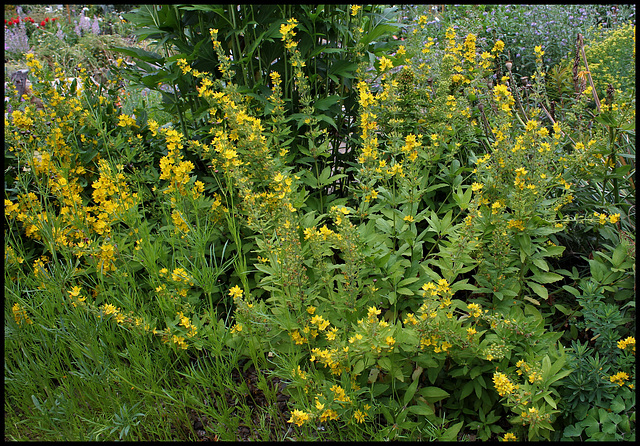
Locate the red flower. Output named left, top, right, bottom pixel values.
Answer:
left=45, top=17, right=49, bottom=22
left=41, top=20, right=46, bottom=27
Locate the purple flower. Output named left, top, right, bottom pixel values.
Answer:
left=91, top=16, right=101, bottom=35
left=56, top=23, right=65, bottom=41
left=4, top=19, right=29, bottom=54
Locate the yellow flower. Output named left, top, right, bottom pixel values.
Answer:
left=229, top=285, right=244, bottom=300
left=320, top=408, right=339, bottom=422
left=493, top=372, right=516, bottom=396
left=528, top=371, right=542, bottom=384
left=445, top=26, right=456, bottom=40
left=354, top=409, right=366, bottom=423
left=609, top=213, right=620, bottom=224
left=618, top=336, right=636, bottom=354
left=306, top=306, right=316, bottom=314
left=311, top=315, right=330, bottom=331
left=594, top=212, right=608, bottom=225
left=609, top=372, right=629, bottom=386
left=172, top=335, right=188, bottom=349
left=492, top=40, right=505, bottom=53
left=12, top=303, right=33, bottom=326
left=288, top=409, right=311, bottom=426
left=367, top=306, right=382, bottom=319
left=467, top=302, right=482, bottom=317
left=379, top=56, right=393, bottom=72
left=68, top=286, right=82, bottom=298
left=502, top=433, right=518, bottom=441
left=117, top=114, right=137, bottom=127
left=103, top=304, right=118, bottom=315
left=385, top=336, right=396, bottom=347
left=350, top=5, right=361, bottom=16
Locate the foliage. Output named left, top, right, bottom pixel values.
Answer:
left=4, top=4, right=636, bottom=442
left=112, top=4, right=400, bottom=209
left=430, top=4, right=636, bottom=78
left=584, top=22, right=636, bottom=97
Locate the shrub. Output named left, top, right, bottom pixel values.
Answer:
left=4, top=5, right=635, bottom=442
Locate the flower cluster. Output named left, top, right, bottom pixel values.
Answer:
left=493, top=372, right=518, bottom=397
left=617, top=336, right=636, bottom=354
left=12, top=303, right=33, bottom=326
left=608, top=371, right=630, bottom=387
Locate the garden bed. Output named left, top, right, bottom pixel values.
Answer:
left=4, top=4, right=635, bottom=441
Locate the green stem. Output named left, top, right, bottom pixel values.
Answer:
left=314, top=160, right=323, bottom=214
left=229, top=6, right=246, bottom=85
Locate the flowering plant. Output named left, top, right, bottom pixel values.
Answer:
left=4, top=5, right=635, bottom=442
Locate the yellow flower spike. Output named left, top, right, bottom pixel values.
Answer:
left=378, top=56, right=393, bottom=72
left=492, top=372, right=516, bottom=396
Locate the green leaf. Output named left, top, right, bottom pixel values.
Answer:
left=419, top=386, right=450, bottom=403
left=589, top=258, right=608, bottom=282
left=392, top=366, right=405, bottom=382
left=529, top=271, right=563, bottom=284
left=111, top=45, right=163, bottom=63
left=532, top=258, right=550, bottom=271
left=398, top=277, right=419, bottom=287
left=451, top=279, right=477, bottom=293
left=527, top=281, right=549, bottom=300
left=611, top=243, right=627, bottom=267
left=563, top=424, right=583, bottom=437
left=460, top=381, right=474, bottom=399
left=562, top=285, right=580, bottom=297
left=403, top=376, right=420, bottom=406
left=610, top=395, right=626, bottom=413
left=542, top=245, right=565, bottom=257
left=543, top=393, right=558, bottom=409
left=378, top=356, right=392, bottom=371
left=517, top=233, right=532, bottom=256
left=408, top=402, right=434, bottom=417
left=314, top=95, right=342, bottom=111
left=440, top=421, right=464, bottom=441
left=353, top=360, right=365, bottom=376
left=524, top=295, right=541, bottom=306
left=328, top=59, right=358, bottom=78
